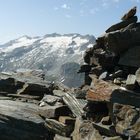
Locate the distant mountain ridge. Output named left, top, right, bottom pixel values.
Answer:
left=0, top=33, right=96, bottom=87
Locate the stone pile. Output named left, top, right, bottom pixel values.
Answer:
left=0, top=6, right=140, bottom=140
left=78, top=6, right=140, bottom=140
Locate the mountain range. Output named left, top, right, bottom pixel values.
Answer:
left=0, top=33, right=95, bottom=87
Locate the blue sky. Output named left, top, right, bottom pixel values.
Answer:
left=0, top=0, right=140, bottom=43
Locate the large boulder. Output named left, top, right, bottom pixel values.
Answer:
left=119, top=46, right=140, bottom=67
left=104, top=24, right=140, bottom=54
left=112, top=103, right=140, bottom=139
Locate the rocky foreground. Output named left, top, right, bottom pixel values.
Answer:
left=0, top=6, right=140, bottom=140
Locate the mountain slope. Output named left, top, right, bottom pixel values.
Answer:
left=0, top=33, right=95, bottom=87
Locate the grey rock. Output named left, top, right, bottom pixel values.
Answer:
left=135, top=68, right=140, bottom=86
left=54, top=134, right=71, bottom=140
left=40, top=95, right=61, bottom=105
left=126, top=74, right=136, bottom=89
left=119, top=46, right=140, bottom=67
left=63, top=93, right=85, bottom=117
left=112, top=103, right=140, bottom=139
left=111, top=87, right=140, bottom=107
left=104, top=26, right=140, bottom=54
left=45, top=118, right=73, bottom=137
left=53, top=90, right=66, bottom=97
left=0, top=100, right=50, bottom=140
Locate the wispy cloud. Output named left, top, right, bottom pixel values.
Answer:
left=61, top=4, right=70, bottom=10
left=102, top=0, right=110, bottom=8
left=90, top=8, right=100, bottom=15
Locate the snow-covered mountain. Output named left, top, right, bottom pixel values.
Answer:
left=0, top=33, right=95, bottom=87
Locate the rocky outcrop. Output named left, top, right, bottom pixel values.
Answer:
left=1, top=6, right=140, bottom=140
left=78, top=6, right=140, bottom=140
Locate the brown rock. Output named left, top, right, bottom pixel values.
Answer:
left=86, top=79, right=118, bottom=102
left=121, top=6, right=137, bottom=21
left=112, top=103, right=140, bottom=139
left=72, top=118, right=103, bottom=140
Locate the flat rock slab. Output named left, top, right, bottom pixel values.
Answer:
left=0, top=100, right=50, bottom=140
left=111, top=87, right=140, bottom=107
left=63, top=93, right=85, bottom=117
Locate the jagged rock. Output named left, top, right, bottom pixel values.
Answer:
left=39, top=105, right=71, bottom=119
left=104, top=26, right=140, bottom=54
left=135, top=68, right=140, bottom=86
left=113, top=78, right=126, bottom=85
left=40, top=95, right=61, bottom=106
left=53, top=90, right=66, bottom=97
left=84, top=48, right=94, bottom=64
left=54, top=134, right=71, bottom=140
left=90, top=66, right=104, bottom=77
left=121, top=6, right=137, bottom=21
left=63, top=93, right=85, bottom=117
left=45, top=118, right=73, bottom=137
left=72, top=118, right=103, bottom=140
left=0, top=77, right=24, bottom=94
left=103, top=136, right=123, bottom=140
left=91, top=48, right=119, bottom=69
left=99, top=72, right=108, bottom=80
left=92, top=122, right=116, bottom=137
left=119, top=46, right=140, bottom=67
left=0, top=73, right=51, bottom=97
left=0, top=100, right=51, bottom=140
left=84, top=102, right=109, bottom=122
left=111, top=87, right=140, bottom=107
left=112, top=103, right=140, bottom=139
left=78, top=65, right=92, bottom=73
left=106, top=16, right=137, bottom=33
left=126, top=74, right=136, bottom=89
left=59, top=116, right=75, bottom=126
left=74, top=88, right=87, bottom=99
left=109, top=70, right=123, bottom=79
left=86, top=79, right=119, bottom=102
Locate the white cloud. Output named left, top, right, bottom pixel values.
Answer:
left=61, top=4, right=70, bottom=10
